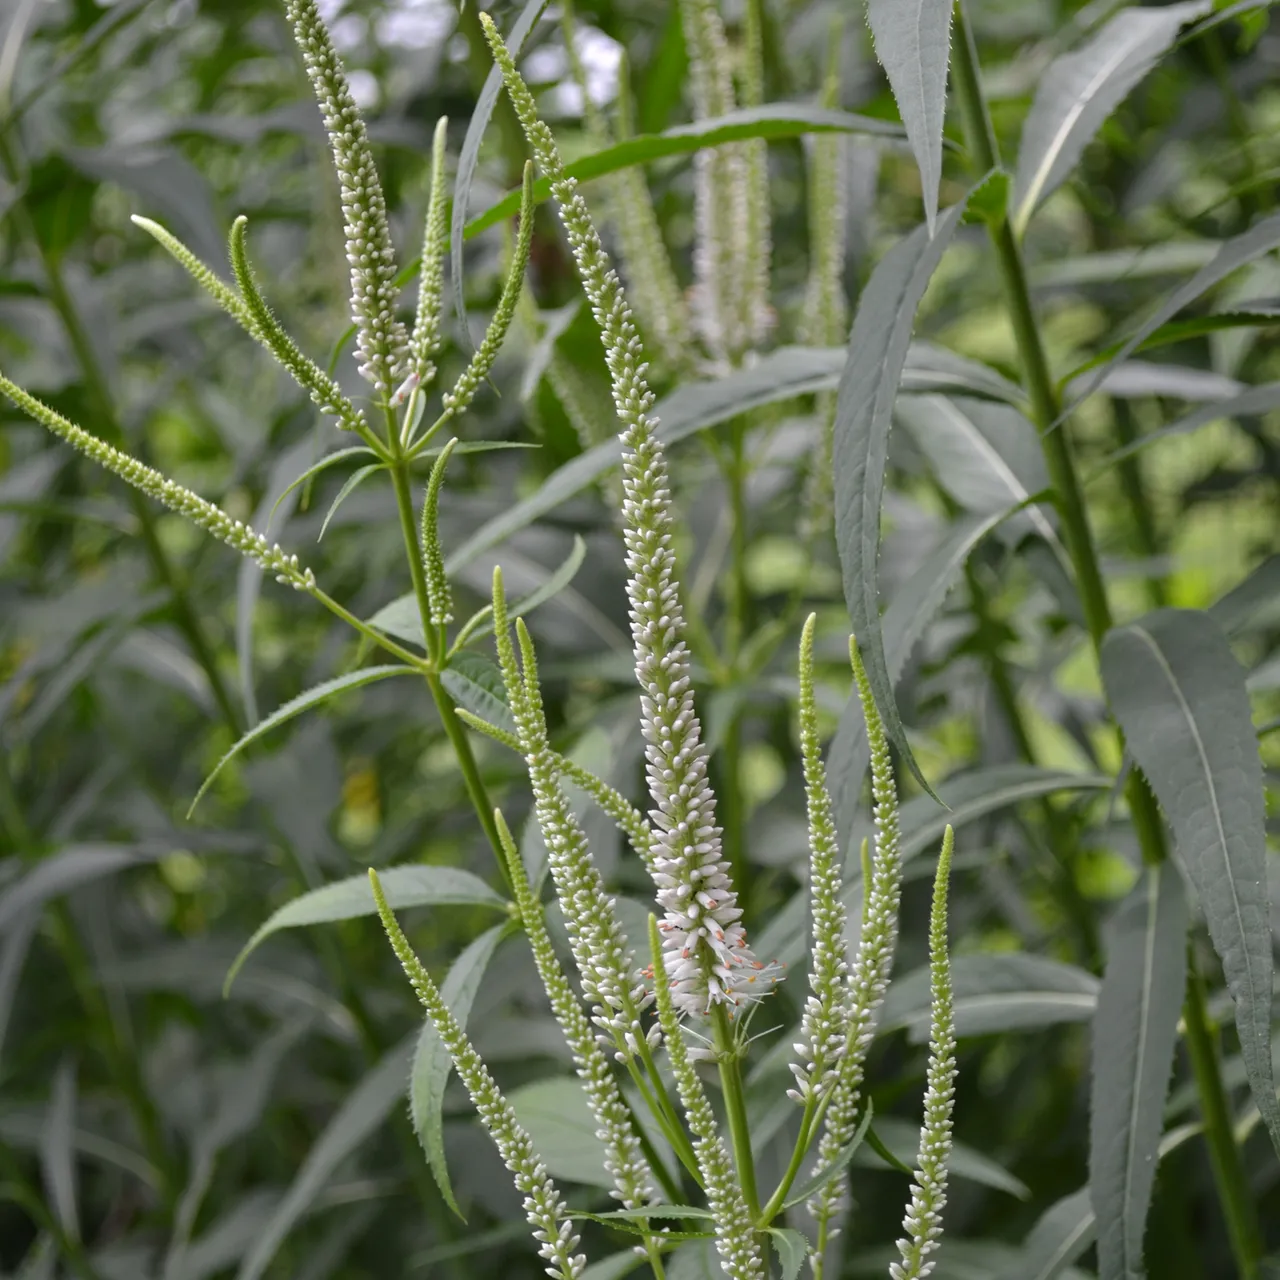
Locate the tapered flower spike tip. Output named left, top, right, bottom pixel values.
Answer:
left=890, top=825, right=956, bottom=1280
left=284, top=0, right=407, bottom=396
left=410, top=115, right=450, bottom=385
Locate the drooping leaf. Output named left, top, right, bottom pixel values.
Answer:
left=464, top=104, right=909, bottom=240
left=1089, top=864, right=1188, bottom=1280
left=866, top=0, right=953, bottom=234
left=1011, top=1, right=1214, bottom=234
left=1101, top=608, right=1279, bottom=1157
left=411, top=925, right=509, bottom=1219
left=766, top=1227, right=809, bottom=1280
left=827, top=509, right=1029, bottom=855
left=188, top=666, right=418, bottom=816
left=266, top=446, right=377, bottom=526
left=318, top=464, right=382, bottom=540
left=881, top=952, right=1099, bottom=1042
left=1067, top=359, right=1243, bottom=403
left=440, top=651, right=517, bottom=735
left=224, top=867, right=507, bottom=993
left=451, top=0, right=551, bottom=343
left=39, top=1061, right=79, bottom=1242
left=235, top=1036, right=415, bottom=1280
left=1066, top=211, right=1280, bottom=414
left=833, top=201, right=968, bottom=800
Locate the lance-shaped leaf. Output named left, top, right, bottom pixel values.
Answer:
left=412, top=924, right=509, bottom=1217
left=1101, top=608, right=1280, bottom=1158
left=225, top=867, right=509, bottom=993
left=1011, top=1, right=1213, bottom=235
left=867, top=0, right=953, bottom=235
left=1089, top=864, right=1188, bottom=1280
left=833, top=201, right=967, bottom=800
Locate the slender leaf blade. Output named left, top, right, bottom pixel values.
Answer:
left=1089, top=864, right=1188, bottom=1280
left=866, top=0, right=953, bottom=234
left=767, top=1228, right=809, bottom=1280
left=833, top=201, right=967, bottom=800
left=411, top=925, right=508, bottom=1218
left=188, top=666, right=418, bottom=816
left=441, top=651, right=517, bottom=735
left=1012, top=2, right=1213, bottom=233
left=1101, top=608, right=1280, bottom=1157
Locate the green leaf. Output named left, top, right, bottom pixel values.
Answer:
left=1067, top=212, right=1280, bottom=414
left=463, top=104, right=908, bottom=241
left=965, top=167, right=1011, bottom=227
left=450, top=0, right=550, bottom=344
left=896, top=395, right=1057, bottom=545
left=828, top=509, right=1030, bottom=857
left=234, top=1036, right=414, bottom=1280
left=583, top=1206, right=717, bottom=1223
left=441, top=651, right=517, bottom=735
left=1089, top=864, right=1188, bottom=1280
left=580, top=1253, right=649, bottom=1280
left=507, top=1077, right=613, bottom=1188
left=766, top=1227, right=809, bottom=1280
left=0, top=844, right=166, bottom=934
left=1101, top=609, right=1280, bottom=1158
left=318, top=463, right=381, bottom=540
left=857, top=1118, right=1031, bottom=1200
left=1011, top=1, right=1214, bottom=234
left=1029, top=241, right=1221, bottom=289
left=267, top=446, right=377, bottom=524
left=782, top=1103, right=875, bottom=1210
left=866, top=0, right=954, bottom=235
left=1211, top=555, right=1280, bottom=636
left=1097, top=381, right=1280, bottom=470
left=224, top=866, right=507, bottom=994
left=40, top=1061, right=78, bottom=1242
left=833, top=201, right=968, bottom=802
left=881, top=952, right=1099, bottom=1042
left=188, top=666, right=418, bottom=816
left=411, top=924, right=508, bottom=1220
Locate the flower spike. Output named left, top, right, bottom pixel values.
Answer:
left=420, top=437, right=457, bottom=628
left=284, top=0, right=408, bottom=396
left=891, top=826, right=957, bottom=1280
left=481, top=11, right=782, bottom=1022
left=368, top=870, right=586, bottom=1280
left=0, top=375, right=315, bottom=593
left=410, top=116, right=450, bottom=387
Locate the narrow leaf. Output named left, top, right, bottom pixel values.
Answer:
left=1211, top=555, right=1280, bottom=637
left=267, top=446, right=377, bottom=524
left=464, top=104, right=908, bottom=241
left=1066, top=211, right=1280, bottom=416
left=999, top=1188, right=1095, bottom=1280
left=318, top=463, right=382, bottom=540
left=866, top=0, right=953, bottom=234
left=833, top=201, right=967, bottom=800
left=1012, top=2, right=1213, bottom=234
left=783, top=1103, right=875, bottom=1210
left=1090, top=863, right=1188, bottom=1280
left=1101, top=608, right=1279, bottom=1157
left=225, top=867, right=508, bottom=993
left=440, top=651, right=517, bottom=735
left=39, top=1061, right=79, bottom=1242
left=235, top=1036, right=414, bottom=1280
left=411, top=924, right=508, bottom=1218
left=189, top=666, right=418, bottom=816
left=766, top=1227, right=809, bottom=1280
left=857, top=1117, right=1029, bottom=1200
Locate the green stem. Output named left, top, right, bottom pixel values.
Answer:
left=0, top=131, right=239, bottom=735
left=758, top=1099, right=817, bottom=1226
left=711, top=1004, right=759, bottom=1221
left=1183, top=947, right=1263, bottom=1278
left=951, top=6, right=1261, bottom=1271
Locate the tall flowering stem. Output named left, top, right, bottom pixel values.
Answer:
left=891, top=826, right=957, bottom=1280
left=649, top=918, right=765, bottom=1280
left=492, top=809, right=666, bottom=1222
left=809, top=638, right=907, bottom=1277
left=368, top=870, right=586, bottom=1280
left=480, top=12, right=782, bottom=1027
left=285, top=0, right=407, bottom=398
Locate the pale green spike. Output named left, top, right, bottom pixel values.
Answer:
left=420, top=437, right=457, bottom=628
left=0, top=374, right=314, bottom=592
left=740, top=0, right=772, bottom=349
left=490, top=566, right=525, bottom=719
left=437, top=162, right=537, bottom=424
left=890, top=826, right=956, bottom=1280
left=367, top=870, right=586, bottom=1280
left=410, top=116, right=450, bottom=386
left=228, top=216, right=366, bottom=432
left=789, top=613, right=851, bottom=1103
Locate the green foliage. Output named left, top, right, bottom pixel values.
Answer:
left=2, top=1, right=1278, bottom=1278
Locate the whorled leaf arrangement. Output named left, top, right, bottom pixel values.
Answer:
left=0, top=1, right=962, bottom=1275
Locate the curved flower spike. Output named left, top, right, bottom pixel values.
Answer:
left=368, top=870, right=586, bottom=1280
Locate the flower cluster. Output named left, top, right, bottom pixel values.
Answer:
left=285, top=0, right=407, bottom=396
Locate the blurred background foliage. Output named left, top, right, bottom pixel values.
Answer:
left=0, top=0, right=1277, bottom=1277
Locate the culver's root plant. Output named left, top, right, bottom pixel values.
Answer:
left=3, top=0, right=1278, bottom=1277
